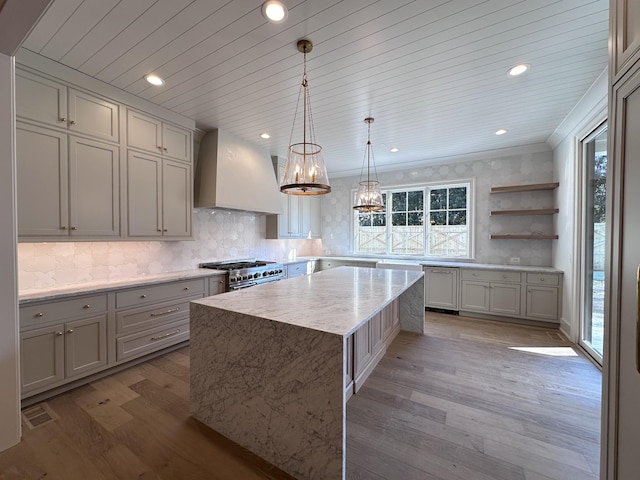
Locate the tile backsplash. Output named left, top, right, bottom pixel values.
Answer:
left=18, top=209, right=322, bottom=290
left=321, top=146, right=555, bottom=266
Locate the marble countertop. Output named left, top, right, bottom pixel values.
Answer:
left=298, top=256, right=562, bottom=273
left=19, top=269, right=226, bottom=304
left=192, top=266, right=424, bottom=337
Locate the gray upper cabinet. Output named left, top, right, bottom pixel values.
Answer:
left=612, top=0, right=640, bottom=80
left=16, top=69, right=119, bottom=143
left=17, top=122, right=120, bottom=239
left=126, top=151, right=191, bottom=239
left=127, top=109, right=191, bottom=163
left=266, top=158, right=321, bottom=239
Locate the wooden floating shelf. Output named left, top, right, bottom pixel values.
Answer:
left=490, top=234, right=559, bottom=240
left=490, top=208, right=559, bottom=216
left=490, top=182, right=560, bottom=194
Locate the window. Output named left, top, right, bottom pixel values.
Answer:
left=353, top=181, right=472, bottom=258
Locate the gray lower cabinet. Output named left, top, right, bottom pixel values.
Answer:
left=286, top=261, right=309, bottom=279
left=20, top=294, right=108, bottom=397
left=317, top=259, right=378, bottom=271
left=424, top=267, right=459, bottom=310
left=19, top=274, right=223, bottom=400
left=348, top=299, right=399, bottom=397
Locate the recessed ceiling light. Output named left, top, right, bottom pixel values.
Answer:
left=260, top=132, right=271, bottom=139
left=144, top=74, right=165, bottom=86
left=261, top=1, right=288, bottom=23
left=390, top=147, right=399, bottom=153
left=495, top=129, right=507, bottom=135
left=508, top=64, right=530, bottom=76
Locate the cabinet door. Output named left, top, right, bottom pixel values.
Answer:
left=127, top=109, right=162, bottom=155
left=15, top=69, right=67, bottom=128
left=68, top=89, right=119, bottom=142
left=162, top=123, right=191, bottom=162
left=301, top=196, right=321, bottom=238
left=65, top=315, right=108, bottom=378
left=288, top=194, right=302, bottom=237
left=127, top=150, right=162, bottom=237
left=162, top=159, right=192, bottom=238
left=613, top=0, right=640, bottom=77
left=489, top=283, right=521, bottom=316
left=68, top=136, right=120, bottom=237
left=370, top=312, right=384, bottom=356
left=525, top=286, right=559, bottom=322
left=353, top=321, right=372, bottom=383
left=425, top=268, right=459, bottom=310
left=209, top=276, right=226, bottom=295
left=16, top=123, right=69, bottom=237
left=20, top=324, right=65, bottom=394
left=460, top=281, right=490, bottom=312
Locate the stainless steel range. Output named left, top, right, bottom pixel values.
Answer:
left=199, top=259, right=285, bottom=291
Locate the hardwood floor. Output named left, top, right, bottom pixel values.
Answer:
left=0, top=313, right=601, bottom=480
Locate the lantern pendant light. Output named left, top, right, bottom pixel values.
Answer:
left=280, top=39, right=331, bottom=195
left=354, top=117, right=384, bottom=212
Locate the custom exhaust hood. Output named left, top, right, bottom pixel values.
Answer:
left=194, top=129, right=284, bottom=215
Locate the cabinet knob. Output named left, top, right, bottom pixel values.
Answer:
left=183, top=287, right=189, bottom=290
left=140, top=294, right=147, bottom=299
left=60, top=226, right=67, bottom=230
left=36, top=312, right=44, bottom=317
left=163, top=147, right=168, bottom=152
left=59, top=117, right=66, bottom=123
left=67, top=329, right=74, bottom=334
left=83, top=304, right=91, bottom=309
left=157, top=146, right=163, bottom=150
left=157, top=229, right=163, bottom=232
left=69, top=120, right=76, bottom=125
left=56, top=331, right=63, bottom=336
left=71, top=226, right=77, bottom=230
left=163, top=229, right=168, bottom=232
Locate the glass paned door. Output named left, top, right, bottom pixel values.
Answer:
left=580, top=125, right=607, bottom=362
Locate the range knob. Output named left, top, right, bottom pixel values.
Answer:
left=242, top=275, right=249, bottom=281
left=229, top=276, right=237, bottom=283
left=254, top=273, right=261, bottom=279
left=277, top=269, right=283, bottom=274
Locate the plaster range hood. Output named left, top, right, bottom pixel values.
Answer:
left=194, top=129, right=284, bottom=215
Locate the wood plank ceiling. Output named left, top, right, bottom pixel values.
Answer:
left=21, top=0, right=609, bottom=176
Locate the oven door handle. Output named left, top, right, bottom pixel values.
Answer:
left=230, top=282, right=258, bottom=290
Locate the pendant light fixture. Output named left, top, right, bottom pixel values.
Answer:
left=280, top=39, right=331, bottom=195
left=354, top=117, right=384, bottom=212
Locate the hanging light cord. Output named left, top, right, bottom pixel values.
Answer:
left=287, top=47, right=317, bottom=155
left=359, top=118, right=379, bottom=185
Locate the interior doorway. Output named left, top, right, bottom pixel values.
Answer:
left=579, top=123, right=607, bottom=364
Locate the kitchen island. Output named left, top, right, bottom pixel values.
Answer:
left=189, top=266, right=424, bottom=480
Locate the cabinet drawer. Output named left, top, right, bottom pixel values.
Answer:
left=116, top=294, right=202, bottom=335
left=526, top=273, right=560, bottom=286
left=116, top=278, right=205, bottom=308
left=287, top=262, right=307, bottom=278
left=461, top=269, right=521, bottom=283
left=116, top=319, right=189, bottom=362
left=20, top=294, right=108, bottom=329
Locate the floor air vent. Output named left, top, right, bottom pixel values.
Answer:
left=22, top=403, right=57, bottom=429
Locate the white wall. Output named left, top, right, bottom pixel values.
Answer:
left=321, top=144, right=555, bottom=266
left=550, top=68, right=608, bottom=340
left=0, top=53, right=21, bottom=452
left=18, top=211, right=322, bottom=290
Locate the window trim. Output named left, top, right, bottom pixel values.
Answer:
left=351, top=178, right=475, bottom=259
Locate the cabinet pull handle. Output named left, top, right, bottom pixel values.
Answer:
left=150, top=307, right=180, bottom=317
left=69, top=120, right=76, bottom=125
left=36, top=312, right=44, bottom=317
left=430, top=270, right=451, bottom=274
left=151, top=329, right=181, bottom=341
left=66, top=329, right=74, bottom=334
left=56, top=331, right=63, bottom=336
left=83, top=304, right=91, bottom=309
left=59, top=117, right=66, bottom=123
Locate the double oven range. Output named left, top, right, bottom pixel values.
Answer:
left=199, top=259, right=285, bottom=291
